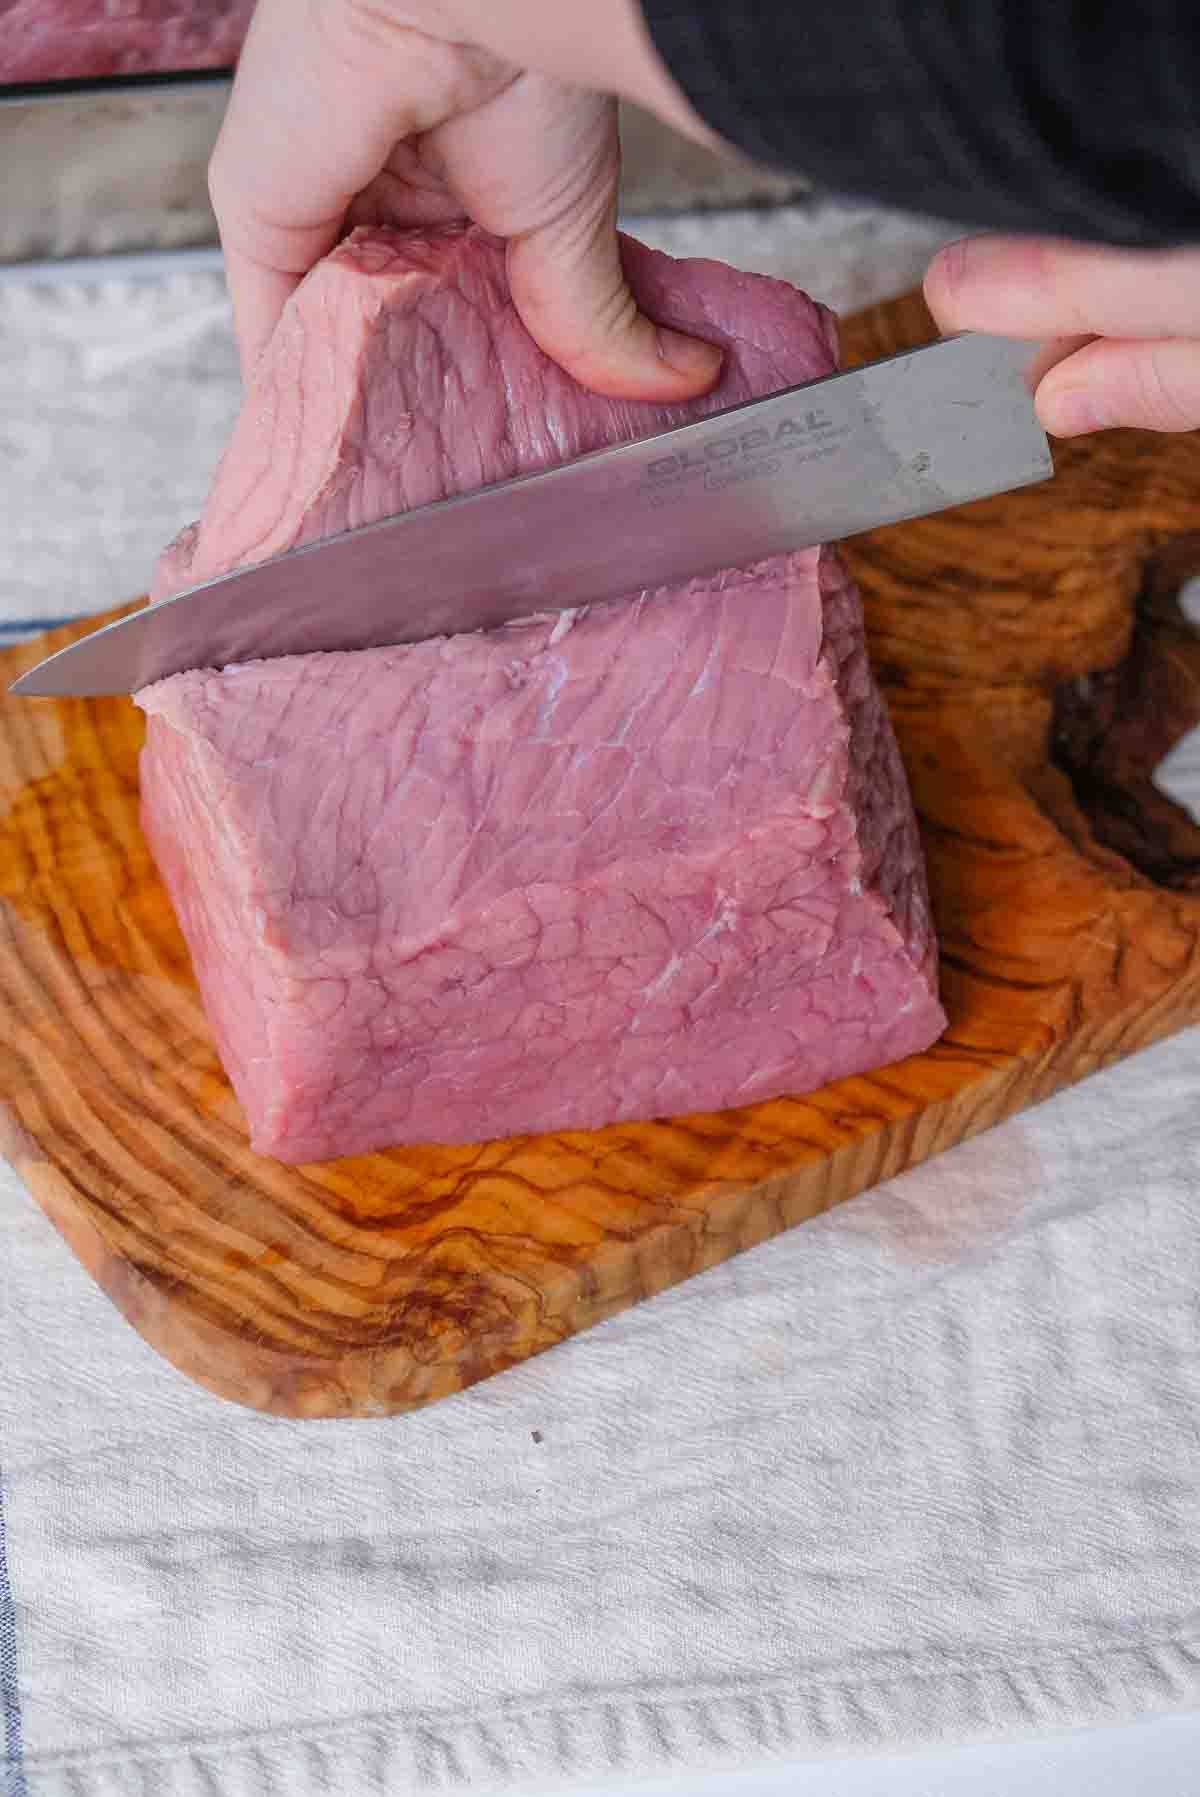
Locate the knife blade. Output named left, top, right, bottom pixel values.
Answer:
left=11, top=332, right=1051, bottom=698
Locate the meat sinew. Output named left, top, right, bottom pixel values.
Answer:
left=138, top=226, right=946, bottom=1162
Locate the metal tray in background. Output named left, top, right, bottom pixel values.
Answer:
left=0, top=73, right=230, bottom=263
left=0, top=71, right=810, bottom=265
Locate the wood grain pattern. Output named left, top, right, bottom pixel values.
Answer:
left=2, top=290, right=1199, bottom=1417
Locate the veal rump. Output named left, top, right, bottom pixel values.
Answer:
left=139, top=226, right=946, bottom=1160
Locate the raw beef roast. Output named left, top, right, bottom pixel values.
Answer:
left=139, top=227, right=946, bottom=1161
left=2, top=0, right=253, bottom=84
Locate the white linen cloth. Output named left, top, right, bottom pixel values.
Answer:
left=2, top=204, right=1199, bottom=1797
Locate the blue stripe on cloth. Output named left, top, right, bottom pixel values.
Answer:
left=0, top=616, right=88, bottom=637
left=0, top=1474, right=27, bottom=1797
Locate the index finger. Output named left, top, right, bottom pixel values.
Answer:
left=924, top=235, right=1200, bottom=342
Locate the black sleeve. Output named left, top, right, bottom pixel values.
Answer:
left=639, top=0, right=1200, bottom=247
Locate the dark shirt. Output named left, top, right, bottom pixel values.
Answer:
left=640, top=0, right=1200, bottom=245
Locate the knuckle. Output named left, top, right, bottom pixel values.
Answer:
left=1019, top=237, right=1088, bottom=334
left=325, top=0, right=455, bottom=62
left=316, top=0, right=417, bottom=79
left=521, top=153, right=618, bottom=261
left=589, top=275, right=641, bottom=345
left=333, top=0, right=401, bottom=55
left=923, top=237, right=972, bottom=321
left=1135, top=345, right=1199, bottom=431
left=928, top=236, right=971, bottom=296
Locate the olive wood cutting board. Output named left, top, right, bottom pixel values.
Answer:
left=3, top=289, right=1200, bottom=1417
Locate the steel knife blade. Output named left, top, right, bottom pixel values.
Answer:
left=11, top=332, right=1052, bottom=698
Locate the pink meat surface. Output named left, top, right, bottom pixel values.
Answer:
left=139, top=226, right=946, bottom=1161
left=2, top=1, right=253, bottom=83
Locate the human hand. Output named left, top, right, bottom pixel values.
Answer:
left=924, top=234, right=1200, bottom=436
left=209, top=0, right=721, bottom=398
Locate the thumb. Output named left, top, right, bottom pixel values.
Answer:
left=1035, top=336, right=1200, bottom=435
left=433, top=79, right=723, bottom=401
left=508, top=188, right=724, bottom=402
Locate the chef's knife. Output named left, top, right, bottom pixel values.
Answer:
left=11, top=332, right=1051, bottom=698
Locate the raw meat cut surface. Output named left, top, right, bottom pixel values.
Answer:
left=139, top=226, right=946, bottom=1160
left=2, top=1, right=253, bottom=84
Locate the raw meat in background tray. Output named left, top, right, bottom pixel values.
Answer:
left=138, top=226, right=947, bottom=1160
left=1, top=0, right=253, bottom=83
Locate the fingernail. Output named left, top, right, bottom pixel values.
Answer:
left=1044, top=388, right=1105, bottom=437
left=657, top=326, right=723, bottom=384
